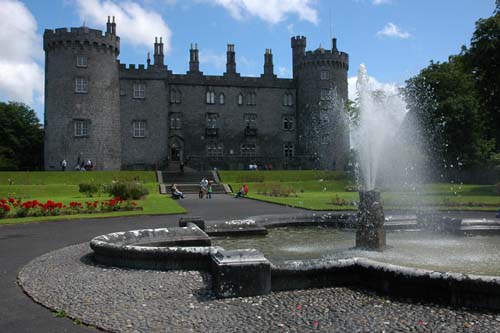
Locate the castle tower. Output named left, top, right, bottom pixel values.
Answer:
left=43, top=17, right=121, bottom=170
left=291, top=36, right=350, bottom=170
left=189, top=43, right=200, bottom=73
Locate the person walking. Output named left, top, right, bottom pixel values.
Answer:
left=60, top=159, right=67, bottom=171
left=199, top=178, right=208, bottom=198
left=207, top=182, right=213, bottom=199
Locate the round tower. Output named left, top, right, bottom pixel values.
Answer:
left=291, top=36, right=350, bottom=170
left=43, top=17, right=121, bottom=170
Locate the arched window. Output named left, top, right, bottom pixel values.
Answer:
left=219, top=93, right=225, bottom=105
left=247, top=92, right=256, bottom=105
left=170, top=89, right=181, bottom=104
left=206, top=91, right=215, bottom=104
left=283, top=142, right=295, bottom=157
left=175, top=90, right=182, bottom=104
left=283, top=93, right=293, bottom=106
left=237, top=93, right=243, bottom=105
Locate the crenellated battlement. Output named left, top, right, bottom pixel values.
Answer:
left=43, top=27, right=120, bottom=55
left=295, top=50, right=349, bottom=70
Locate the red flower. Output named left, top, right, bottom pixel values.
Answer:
left=1, top=204, right=10, bottom=212
left=0, top=198, right=6, bottom=204
left=131, top=202, right=137, bottom=206
left=8, top=197, right=15, bottom=203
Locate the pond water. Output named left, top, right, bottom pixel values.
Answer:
left=212, top=226, right=500, bottom=276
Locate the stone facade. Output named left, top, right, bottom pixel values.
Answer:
left=44, top=18, right=349, bottom=171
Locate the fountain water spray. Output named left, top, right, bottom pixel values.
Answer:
left=354, top=64, right=408, bottom=190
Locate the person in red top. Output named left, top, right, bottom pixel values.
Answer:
left=235, top=184, right=249, bottom=199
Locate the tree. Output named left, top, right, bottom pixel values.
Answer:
left=462, top=6, right=500, bottom=151
left=403, top=57, right=493, bottom=170
left=0, top=102, right=44, bottom=170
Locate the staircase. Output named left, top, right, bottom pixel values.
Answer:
left=158, top=171, right=229, bottom=194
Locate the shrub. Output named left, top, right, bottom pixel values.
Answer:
left=0, top=203, right=10, bottom=218
left=79, top=183, right=100, bottom=197
left=106, top=181, right=149, bottom=200
left=331, top=195, right=350, bottom=206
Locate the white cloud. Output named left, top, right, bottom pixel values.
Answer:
left=0, top=0, right=44, bottom=106
left=212, top=0, right=319, bottom=25
left=75, top=0, right=172, bottom=52
left=199, top=50, right=226, bottom=71
left=376, top=22, right=411, bottom=39
left=372, top=0, right=391, bottom=5
left=278, top=66, right=288, bottom=76
left=286, top=23, right=294, bottom=34
left=348, top=72, right=401, bottom=101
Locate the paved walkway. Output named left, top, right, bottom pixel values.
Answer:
left=0, top=194, right=498, bottom=332
left=0, top=194, right=303, bottom=332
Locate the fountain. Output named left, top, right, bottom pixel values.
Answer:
left=356, top=190, right=385, bottom=250
left=85, top=66, right=500, bottom=309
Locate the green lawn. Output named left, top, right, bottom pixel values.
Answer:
left=219, top=171, right=500, bottom=211
left=0, top=172, right=185, bottom=224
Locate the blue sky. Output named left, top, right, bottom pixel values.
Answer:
left=0, top=0, right=496, bottom=121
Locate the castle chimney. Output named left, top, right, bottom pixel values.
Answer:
left=147, top=52, right=151, bottom=67
left=225, top=44, right=236, bottom=75
left=332, top=38, right=338, bottom=52
left=106, top=16, right=112, bottom=34
left=111, top=16, right=116, bottom=35
left=153, top=37, right=164, bottom=67
left=189, top=43, right=199, bottom=73
left=263, top=48, right=274, bottom=77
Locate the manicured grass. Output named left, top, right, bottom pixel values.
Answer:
left=0, top=171, right=156, bottom=185
left=219, top=171, right=500, bottom=211
left=0, top=172, right=185, bottom=224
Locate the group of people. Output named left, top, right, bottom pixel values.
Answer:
left=60, top=159, right=94, bottom=171
left=199, top=178, right=213, bottom=199
left=248, top=163, right=273, bottom=171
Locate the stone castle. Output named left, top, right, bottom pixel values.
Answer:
left=43, top=17, right=349, bottom=171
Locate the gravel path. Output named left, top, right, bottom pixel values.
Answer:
left=19, top=242, right=500, bottom=333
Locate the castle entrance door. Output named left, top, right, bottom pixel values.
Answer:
left=171, top=146, right=181, bottom=161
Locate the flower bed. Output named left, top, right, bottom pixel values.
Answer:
left=0, top=196, right=141, bottom=219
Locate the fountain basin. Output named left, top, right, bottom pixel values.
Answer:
left=90, top=213, right=500, bottom=309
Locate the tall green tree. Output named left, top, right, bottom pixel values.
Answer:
left=0, top=102, right=44, bottom=170
left=404, top=56, right=492, bottom=170
left=462, top=4, right=500, bottom=151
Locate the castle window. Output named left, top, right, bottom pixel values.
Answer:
left=219, top=93, right=225, bottom=105
left=206, top=91, right=215, bottom=104
left=170, top=89, right=181, bottom=104
left=320, top=70, right=330, bottom=80
left=244, top=114, right=257, bottom=128
left=240, top=143, right=257, bottom=157
left=132, top=120, right=146, bottom=137
left=75, top=77, right=88, bottom=93
left=282, top=115, right=295, bottom=130
left=320, top=89, right=331, bottom=100
left=76, top=55, right=88, bottom=68
left=206, top=113, right=218, bottom=128
left=133, top=83, right=146, bottom=99
left=237, top=93, right=244, bottom=105
left=283, top=93, right=293, bottom=106
left=247, top=92, right=256, bottom=105
left=170, top=113, right=181, bottom=129
left=283, top=142, right=295, bottom=157
left=74, top=119, right=89, bottom=137
left=206, top=143, right=224, bottom=157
